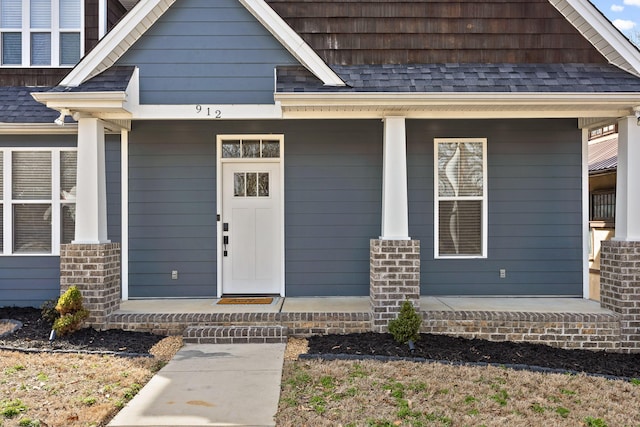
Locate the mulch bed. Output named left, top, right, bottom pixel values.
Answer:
left=5, top=307, right=640, bottom=378
left=0, top=307, right=164, bottom=355
left=307, top=332, right=640, bottom=379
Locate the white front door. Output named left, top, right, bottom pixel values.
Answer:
left=221, top=161, right=282, bottom=294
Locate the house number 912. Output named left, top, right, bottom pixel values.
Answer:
left=195, top=105, right=222, bottom=118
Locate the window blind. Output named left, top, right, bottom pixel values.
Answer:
left=59, top=31, right=79, bottom=64
left=30, top=0, right=50, bottom=29
left=12, top=151, right=51, bottom=200
left=30, top=32, right=51, bottom=65
left=59, top=0, right=80, bottom=28
left=2, top=32, right=21, bottom=64
left=1, top=0, right=21, bottom=27
left=14, top=203, right=52, bottom=253
left=437, top=141, right=485, bottom=257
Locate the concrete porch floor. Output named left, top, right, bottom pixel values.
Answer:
left=115, top=296, right=611, bottom=315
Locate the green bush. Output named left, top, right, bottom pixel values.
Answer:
left=388, top=300, right=422, bottom=344
left=55, top=286, right=83, bottom=315
left=40, top=299, right=60, bottom=324
left=52, top=286, right=88, bottom=336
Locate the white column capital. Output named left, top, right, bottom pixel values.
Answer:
left=74, top=117, right=110, bottom=244
left=614, top=115, right=640, bottom=241
left=381, top=116, right=410, bottom=240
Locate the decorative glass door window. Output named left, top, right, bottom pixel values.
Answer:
left=234, top=172, right=269, bottom=197
left=222, top=139, right=280, bottom=159
left=435, top=139, right=487, bottom=258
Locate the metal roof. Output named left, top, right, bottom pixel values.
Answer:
left=588, top=134, right=618, bottom=173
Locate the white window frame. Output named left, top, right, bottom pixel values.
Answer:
left=0, top=147, right=77, bottom=256
left=434, top=138, right=488, bottom=259
left=0, top=0, right=84, bottom=67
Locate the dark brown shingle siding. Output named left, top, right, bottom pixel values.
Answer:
left=267, top=0, right=608, bottom=65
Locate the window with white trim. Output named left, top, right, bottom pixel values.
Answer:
left=1, top=148, right=76, bottom=255
left=435, top=138, right=487, bottom=258
left=0, top=0, right=82, bottom=67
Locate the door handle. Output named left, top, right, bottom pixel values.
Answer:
left=223, top=235, right=229, bottom=256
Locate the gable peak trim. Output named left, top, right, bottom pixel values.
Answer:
left=60, top=0, right=343, bottom=89
left=549, top=0, right=640, bottom=76
left=239, top=0, right=344, bottom=86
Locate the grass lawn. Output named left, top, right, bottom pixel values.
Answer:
left=0, top=337, right=181, bottom=427
left=276, top=357, right=640, bottom=427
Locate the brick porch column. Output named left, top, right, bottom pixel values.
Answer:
left=60, top=243, right=121, bottom=329
left=600, top=241, right=640, bottom=353
left=370, top=239, right=420, bottom=332
left=600, top=115, right=640, bottom=353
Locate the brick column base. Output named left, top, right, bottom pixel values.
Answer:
left=600, top=240, right=640, bottom=353
left=60, top=243, right=121, bottom=330
left=370, top=239, right=420, bottom=332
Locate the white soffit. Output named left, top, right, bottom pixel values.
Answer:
left=549, top=0, right=640, bottom=76
left=60, top=0, right=343, bottom=88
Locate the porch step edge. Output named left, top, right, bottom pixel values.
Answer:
left=183, top=325, right=288, bottom=344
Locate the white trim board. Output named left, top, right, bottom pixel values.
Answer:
left=215, top=134, right=286, bottom=298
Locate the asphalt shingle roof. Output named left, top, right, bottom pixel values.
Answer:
left=0, top=86, right=58, bottom=123
left=49, top=66, right=135, bottom=93
left=0, top=66, right=135, bottom=124
left=277, top=63, right=640, bottom=93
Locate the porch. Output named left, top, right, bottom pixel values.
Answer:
left=106, top=297, right=622, bottom=352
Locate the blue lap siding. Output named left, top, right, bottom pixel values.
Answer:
left=115, top=0, right=298, bottom=104
left=0, top=135, right=121, bottom=307
left=407, top=118, right=583, bottom=296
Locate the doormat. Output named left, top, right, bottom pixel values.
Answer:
left=217, top=297, right=274, bottom=305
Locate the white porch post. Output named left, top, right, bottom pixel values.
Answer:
left=74, top=117, right=110, bottom=244
left=381, top=116, right=410, bottom=240
left=615, top=115, right=640, bottom=241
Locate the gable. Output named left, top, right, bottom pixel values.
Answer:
left=114, top=0, right=299, bottom=104
left=266, top=0, right=608, bottom=65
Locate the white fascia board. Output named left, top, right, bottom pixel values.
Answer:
left=275, top=92, right=640, bottom=119
left=280, top=108, right=634, bottom=120
left=549, top=0, right=640, bottom=76
left=275, top=91, right=640, bottom=106
left=239, top=0, right=344, bottom=87
left=60, top=0, right=177, bottom=87
left=0, top=123, right=79, bottom=134
left=125, top=104, right=283, bottom=120
left=31, top=91, right=129, bottom=113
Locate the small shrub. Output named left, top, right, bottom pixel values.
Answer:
left=388, top=300, right=422, bottom=344
left=40, top=299, right=60, bottom=324
left=53, top=309, right=89, bottom=336
left=52, top=286, right=89, bottom=336
left=55, top=286, right=83, bottom=315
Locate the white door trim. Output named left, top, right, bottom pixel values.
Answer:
left=216, top=134, right=285, bottom=297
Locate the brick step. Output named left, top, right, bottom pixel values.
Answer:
left=183, top=325, right=288, bottom=344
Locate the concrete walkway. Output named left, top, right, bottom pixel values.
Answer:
left=108, top=343, right=286, bottom=427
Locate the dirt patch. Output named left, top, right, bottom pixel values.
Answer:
left=285, top=337, right=309, bottom=361
left=0, top=320, right=19, bottom=336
